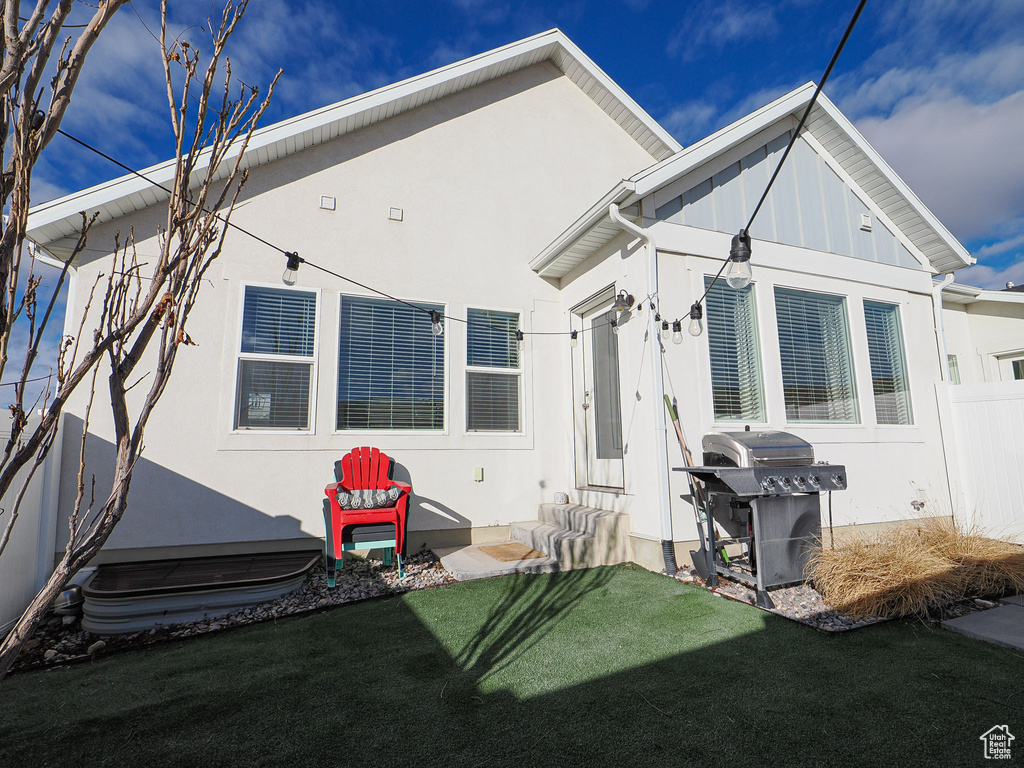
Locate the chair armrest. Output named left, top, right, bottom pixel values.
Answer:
left=388, top=480, right=411, bottom=494
left=325, top=481, right=355, bottom=496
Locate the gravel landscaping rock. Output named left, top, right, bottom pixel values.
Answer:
left=674, top=566, right=885, bottom=632
left=12, top=550, right=455, bottom=674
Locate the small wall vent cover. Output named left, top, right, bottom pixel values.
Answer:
left=859, top=213, right=872, bottom=232
left=320, top=195, right=336, bottom=210
left=389, top=207, right=404, bottom=221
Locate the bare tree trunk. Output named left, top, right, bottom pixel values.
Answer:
left=0, top=0, right=279, bottom=682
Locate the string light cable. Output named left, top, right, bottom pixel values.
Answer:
left=52, top=127, right=627, bottom=342
left=687, top=0, right=868, bottom=335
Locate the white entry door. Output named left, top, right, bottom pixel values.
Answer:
left=574, top=296, right=624, bottom=489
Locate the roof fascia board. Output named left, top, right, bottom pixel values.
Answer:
left=529, top=181, right=635, bottom=274
left=550, top=33, right=681, bottom=156
left=628, top=83, right=817, bottom=196
left=941, top=281, right=1024, bottom=305
left=812, top=92, right=973, bottom=271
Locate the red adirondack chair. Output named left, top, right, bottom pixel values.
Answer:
left=323, top=447, right=411, bottom=584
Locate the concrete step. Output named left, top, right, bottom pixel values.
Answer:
left=537, top=503, right=632, bottom=565
left=510, top=521, right=595, bottom=570
left=434, top=543, right=559, bottom=581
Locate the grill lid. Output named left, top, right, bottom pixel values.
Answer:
left=702, top=430, right=814, bottom=468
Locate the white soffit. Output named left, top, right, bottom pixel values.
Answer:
left=533, top=84, right=974, bottom=279
left=28, top=29, right=680, bottom=252
left=941, top=281, right=1024, bottom=306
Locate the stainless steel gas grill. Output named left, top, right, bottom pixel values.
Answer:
left=675, top=430, right=847, bottom=608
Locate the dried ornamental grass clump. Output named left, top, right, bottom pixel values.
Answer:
left=808, top=518, right=1024, bottom=619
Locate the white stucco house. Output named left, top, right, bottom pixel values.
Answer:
left=24, top=28, right=1015, bottom=575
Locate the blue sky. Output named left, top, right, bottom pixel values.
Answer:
left=30, top=0, right=1024, bottom=291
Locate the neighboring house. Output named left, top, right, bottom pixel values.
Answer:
left=25, top=29, right=990, bottom=572
left=941, top=282, right=1024, bottom=384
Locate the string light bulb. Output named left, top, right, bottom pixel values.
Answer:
left=281, top=252, right=302, bottom=285
left=688, top=302, right=704, bottom=337
left=671, top=320, right=683, bottom=345
left=661, top=319, right=670, bottom=341
left=516, top=329, right=525, bottom=349
left=726, top=230, right=753, bottom=289
left=570, top=330, right=578, bottom=349
left=610, top=318, right=619, bottom=335
left=430, top=310, right=444, bottom=337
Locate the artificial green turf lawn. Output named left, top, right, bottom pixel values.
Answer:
left=2, top=565, right=1021, bottom=767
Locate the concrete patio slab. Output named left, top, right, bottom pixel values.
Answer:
left=1000, top=594, right=1024, bottom=607
left=942, top=604, right=1024, bottom=651
left=434, top=543, right=559, bottom=581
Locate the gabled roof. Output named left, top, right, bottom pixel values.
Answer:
left=532, top=84, right=974, bottom=279
left=28, top=29, right=681, bottom=252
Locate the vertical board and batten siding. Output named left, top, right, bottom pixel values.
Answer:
left=944, top=381, right=1024, bottom=541
left=0, top=417, right=63, bottom=636
left=655, top=130, right=921, bottom=270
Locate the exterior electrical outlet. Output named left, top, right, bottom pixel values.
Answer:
left=474, top=467, right=484, bottom=482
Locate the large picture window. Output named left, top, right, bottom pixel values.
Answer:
left=705, top=277, right=765, bottom=422
left=234, top=285, right=317, bottom=430
left=864, top=300, right=913, bottom=425
left=337, top=295, right=445, bottom=431
left=466, top=308, right=521, bottom=432
left=774, top=287, right=858, bottom=422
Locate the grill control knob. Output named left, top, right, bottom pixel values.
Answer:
left=761, top=476, right=776, bottom=492
left=794, top=476, right=806, bottom=488
left=778, top=477, right=791, bottom=490
left=809, top=475, right=821, bottom=487
left=831, top=474, right=845, bottom=487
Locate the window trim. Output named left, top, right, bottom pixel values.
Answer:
left=464, top=305, right=524, bottom=434
left=333, top=292, right=450, bottom=436
left=230, top=281, right=320, bottom=435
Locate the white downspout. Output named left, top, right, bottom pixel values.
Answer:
left=608, top=203, right=676, bottom=573
left=931, top=274, right=955, bottom=382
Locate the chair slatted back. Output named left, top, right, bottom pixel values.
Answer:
left=342, top=447, right=392, bottom=490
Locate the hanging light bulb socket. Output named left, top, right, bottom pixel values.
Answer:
left=430, top=310, right=444, bottom=336
left=671, top=319, right=683, bottom=345
left=281, top=251, right=303, bottom=285
left=610, top=318, right=619, bottom=335
left=612, top=289, right=635, bottom=313
left=688, top=302, right=704, bottom=337
left=726, top=229, right=753, bottom=289
left=661, top=319, right=670, bottom=340
left=516, top=329, right=525, bottom=348
left=570, top=329, right=579, bottom=348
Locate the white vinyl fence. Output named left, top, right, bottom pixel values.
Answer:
left=939, top=381, right=1024, bottom=542
left=0, top=416, right=63, bottom=636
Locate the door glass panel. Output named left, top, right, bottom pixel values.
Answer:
left=591, top=309, right=623, bottom=460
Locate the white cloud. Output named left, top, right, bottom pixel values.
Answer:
left=659, top=101, right=717, bottom=143
left=667, top=1, right=780, bottom=61
left=855, top=91, right=1024, bottom=242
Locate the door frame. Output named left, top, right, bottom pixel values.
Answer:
left=570, top=285, right=625, bottom=490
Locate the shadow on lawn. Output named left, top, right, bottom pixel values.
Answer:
left=455, top=566, right=616, bottom=679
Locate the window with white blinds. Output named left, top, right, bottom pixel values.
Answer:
left=864, top=301, right=913, bottom=425
left=234, top=285, right=317, bottom=430
left=337, top=295, right=445, bottom=431
left=705, top=277, right=765, bottom=422
left=466, top=308, right=521, bottom=432
left=774, top=288, right=858, bottom=422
